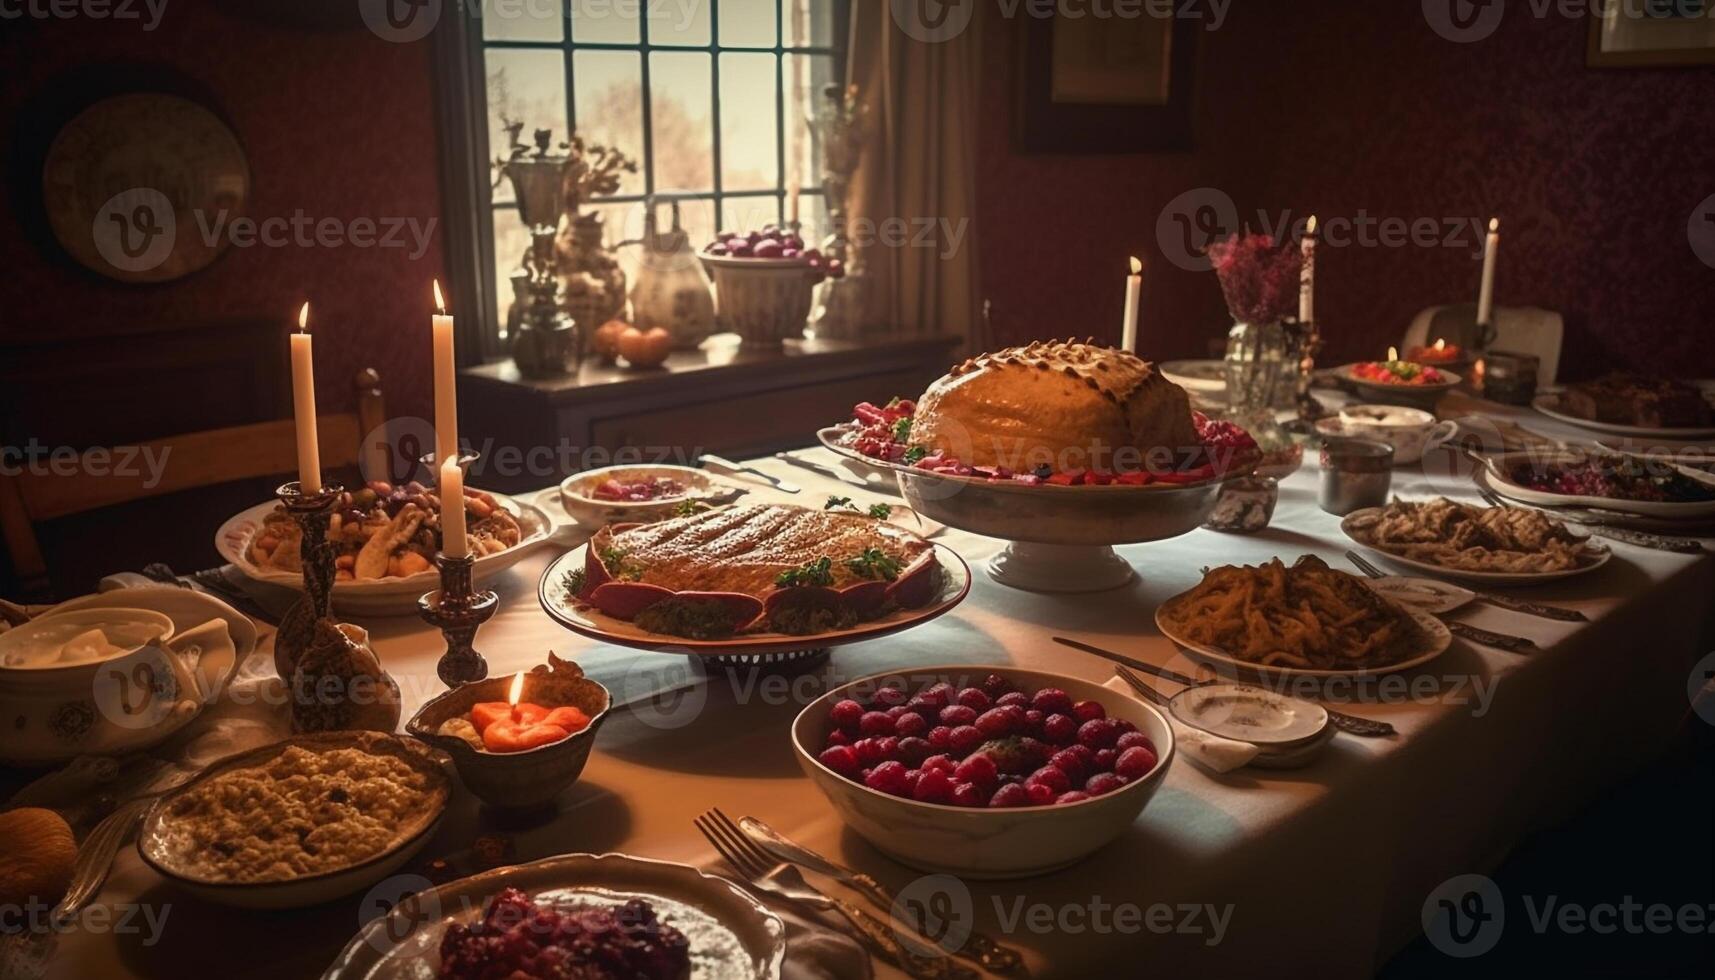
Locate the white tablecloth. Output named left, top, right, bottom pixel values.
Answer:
left=46, top=398, right=1715, bottom=979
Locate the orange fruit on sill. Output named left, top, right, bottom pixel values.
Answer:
left=0, top=807, right=77, bottom=906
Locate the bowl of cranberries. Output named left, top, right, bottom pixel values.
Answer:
left=559, top=465, right=740, bottom=529
left=792, top=665, right=1173, bottom=878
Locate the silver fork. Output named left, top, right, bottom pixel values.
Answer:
left=1345, top=550, right=1538, bottom=652
left=51, top=797, right=154, bottom=926
left=695, top=809, right=969, bottom=980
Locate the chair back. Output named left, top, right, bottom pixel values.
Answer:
left=1403, top=305, right=1564, bottom=386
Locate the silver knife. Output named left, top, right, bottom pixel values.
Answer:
left=773, top=452, right=880, bottom=491
left=1050, top=636, right=1396, bottom=737
left=1446, top=620, right=1537, bottom=652
left=698, top=454, right=801, bottom=494
left=1468, top=589, right=1586, bottom=622
left=737, top=816, right=1024, bottom=974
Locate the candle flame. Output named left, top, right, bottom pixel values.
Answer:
left=507, top=671, right=525, bottom=707
left=433, top=279, right=446, bottom=314
left=1489, top=217, right=1500, bottom=233
left=297, top=302, right=310, bottom=332
left=1387, top=346, right=1400, bottom=361
left=1434, top=338, right=1447, bottom=351
left=1128, top=256, right=1142, bottom=275
left=1306, top=215, right=1318, bottom=236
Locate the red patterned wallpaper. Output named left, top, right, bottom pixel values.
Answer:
left=977, top=2, right=1715, bottom=380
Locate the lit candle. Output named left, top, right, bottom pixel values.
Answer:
left=787, top=184, right=801, bottom=226
left=1299, top=215, right=1317, bottom=324
left=290, top=302, right=322, bottom=494
left=1121, top=256, right=1142, bottom=353
left=1476, top=218, right=1499, bottom=327
left=440, top=455, right=468, bottom=559
left=432, top=280, right=459, bottom=466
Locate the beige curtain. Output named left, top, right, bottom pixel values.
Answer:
left=847, top=0, right=986, bottom=351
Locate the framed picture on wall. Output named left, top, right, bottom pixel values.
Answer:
left=1588, top=0, right=1715, bottom=67
left=1013, top=11, right=1199, bottom=153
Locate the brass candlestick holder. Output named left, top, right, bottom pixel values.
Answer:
left=420, top=553, right=498, bottom=688
left=274, top=481, right=343, bottom=675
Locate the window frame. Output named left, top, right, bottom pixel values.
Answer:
left=434, top=1, right=850, bottom=362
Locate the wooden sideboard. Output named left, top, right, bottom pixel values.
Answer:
left=457, top=333, right=963, bottom=492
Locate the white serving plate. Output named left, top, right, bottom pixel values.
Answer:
left=50, top=586, right=259, bottom=666
left=1155, top=588, right=1454, bottom=680
left=815, top=425, right=907, bottom=484
left=137, top=732, right=450, bottom=910
left=538, top=543, right=971, bottom=657
left=1532, top=388, right=1715, bottom=440
left=793, top=664, right=1174, bottom=879
left=559, top=465, right=746, bottom=529
left=216, top=491, right=552, bottom=616
left=1159, top=359, right=1228, bottom=395
left=323, top=853, right=788, bottom=980
left=1363, top=576, right=1477, bottom=614
left=1341, top=507, right=1613, bottom=585
left=1474, top=450, right=1715, bottom=520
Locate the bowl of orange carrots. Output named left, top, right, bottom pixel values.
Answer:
left=407, top=653, right=610, bottom=809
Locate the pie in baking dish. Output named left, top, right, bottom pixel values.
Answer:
left=567, top=503, right=943, bottom=638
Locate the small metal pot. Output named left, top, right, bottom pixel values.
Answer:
left=1319, top=438, right=1394, bottom=515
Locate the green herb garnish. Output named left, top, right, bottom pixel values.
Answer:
left=892, top=417, right=913, bottom=443
left=845, top=547, right=903, bottom=582
left=635, top=599, right=741, bottom=639
left=674, top=499, right=710, bottom=517
left=867, top=503, right=893, bottom=519
left=903, top=446, right=928, bottom=464
left=598, top=546, right=644, bottom=581
left=563, top=568, right=587, bottom=595
left=825, top=495, right=854, bottom=512
left=776, top=556, right=835, bottom=588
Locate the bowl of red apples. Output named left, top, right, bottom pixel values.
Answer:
left=792, top=664, right=1174, bottom=878
left=701, top=226, right=845, bottom=350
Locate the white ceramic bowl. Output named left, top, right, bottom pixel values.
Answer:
left=792, top=664, right=1174, bottom=879
left=558, top=465, right=737, bottom=529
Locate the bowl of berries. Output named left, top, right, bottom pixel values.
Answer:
left=792, top=665, right=1174, bottom=878
left=702, top=226, right=845, bottom=350
left=558, top=464, right=744, bottom=529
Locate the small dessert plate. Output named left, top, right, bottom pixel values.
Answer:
left=1364, top=575, right=1477, bottom=614
left=1167, top=683, right=1329, bottom=748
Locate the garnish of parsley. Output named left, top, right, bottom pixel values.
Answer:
left=845, top=547, right=903, bottom=581
left=598, top=546, right=644, bottom=581
left=776, top=556, right=835, bottom=588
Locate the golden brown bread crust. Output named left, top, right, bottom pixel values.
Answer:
left=911, top=341, right=1201, bottom=471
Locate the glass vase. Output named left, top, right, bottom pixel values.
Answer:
left=1223, top=320, right=1287, bottom=413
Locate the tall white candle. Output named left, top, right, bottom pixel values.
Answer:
left=1299, top=215, right=1318, bottom=324
left=1476, top=218, right=1499, bottom=326
left=1121, top=256, right=1142, bottom=353
left=440, top=456, right=468, bottom=559
left=290, top=302, right=322, bottom=494
left=432, top=280, right=459, bottom=465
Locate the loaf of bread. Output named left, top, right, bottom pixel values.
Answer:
left=911, top=340, right=1201, bottom=471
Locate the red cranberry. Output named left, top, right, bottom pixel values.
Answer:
left=859, top=711, right=894, bottom=737
left=1056, top=790, right=1091, bottom=805
left=819, top=745, right=859, bottom=777
left=919, top=683, right=954, bottom=708
left=1043, top=713, right=1078, bottom=744
left=954, top=688, right=991, bottom=711
left=1078, top=718, right=1122, bottom=750
left=898, top=737, right=932, bottom=766
left=884, top=705, right=912, bottom=721
left=902, top=769, right=921, bottom=794
left=951, top=782, right=985, bottom=807
left=1025, top=782, right=1056, bottom=806
left=871, top=686, right=908, bottom=709
left=948, top=725, right=984, bottom=755
left=894, top=713, right=928, bottom=738
left=938, top=704, right=978, bottom=727
left=927, top=726, right=953, bottom=749
left=1048, top=748, right=1089, bottom=782
left=981, top=674, right=1015, bottom=699
left=922, top=753, right=957, bottom=774
left=913, top=769, right=954, bottom=804
left=1024, top=709, right=1045, bottom=732
left=905, top=697, right=940, bottom=720
left=988, top=783, right=1030, bottom=808
left=830, top=699, right=865, bottom=730
left=865, top=761, right=910, bottom=796
left=1116, top=731, right=1156, bottom=753
left=1115, top=745, right=1158, bottom=780
left=1025, top=765, right=1071, bottom=795
left=1031, top=688, right=1074, bottom=715
left=874, top=736, right=900, bottom=761
left=1112, top=719, right=1137, bottom=735
left=1072, top=700, right=1107, bottom=722
left=1094, top=749, right=1118, bottom=772
left=975, top=707, right=1021, bottom=738
left=995, top=691, right=1030, bottom=710
left=1085, top=772, right=1125, bottom=796
left=852, top=738, right=886, bottom=766
left=953, top=752, right=998, bottom=788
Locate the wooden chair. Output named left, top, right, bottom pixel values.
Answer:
left=1403, top=304, right=1565, bottom=386
left=0, top=369, right=384, bottom=599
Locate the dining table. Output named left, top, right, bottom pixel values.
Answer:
left=33, top=392, right=1715, bottom=980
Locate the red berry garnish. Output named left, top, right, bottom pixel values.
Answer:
left=988, top=783, right=1029, bottom=808
left=951, top=782, right=985, bottom=807
left=1115, top=731, right=1155, bottom=753
left=938, top=704, right=978, bottom=727
left=1025, top=765, right=1071, bottom=795
left=872, top=687, right=907, bottom=709
left=975, top=706, right=1021, bottom=738
left=913, top=769, right=954, bottom=804
left=859, top=711, right=893, bottom=737
left=874, top=736, right=900, bottom=761
left=954, top=688, right=990, bottom=710
left=1078, top=718, right=1122, bottom=750
left=953, top=752, right=998, bottom=789
left=948, top=725, right=984, bottom=755
left=981, top=674, right=1014, bottom=698
left=922, top=753, right=957, bottom=775
left=894, top=713, right=928, bottom=738
left=830, top=699, right=865, bottom=730
left=825, top=729, right=850, bottom=748
left=918, top=683, right=953, bottom=708
left=1115, top=745, right=1158, bottom=780
left=1094, top=748, right=1118, bottom=772
left=897, top=737, right=932, bottom=766
left=1048, top=747, right=1089, bottom=782
left=819, top=745, right=859, bottom=777
left=884, top=705, right=911, bottom=721
left=1072, top=700, right=1107, bottom=722
left=1085, top=772, right=1124, bottom=796
left=1031, top=688, right=1074, bottom=715
left=1056, top=790, right=1091, bottom=804
left=995, top=691, right=1030, bottom=710
left=865, top=761, right=910, bottom=796
left=1025, top=782, right=1056, bottom=806
left=1024, top=709, right=1045, bottom=732
left=927, top=725, right=953, bottom=749
left=1043, top=713, right=1078, bottom=744
left=852, top=738, right=886, bottom=766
